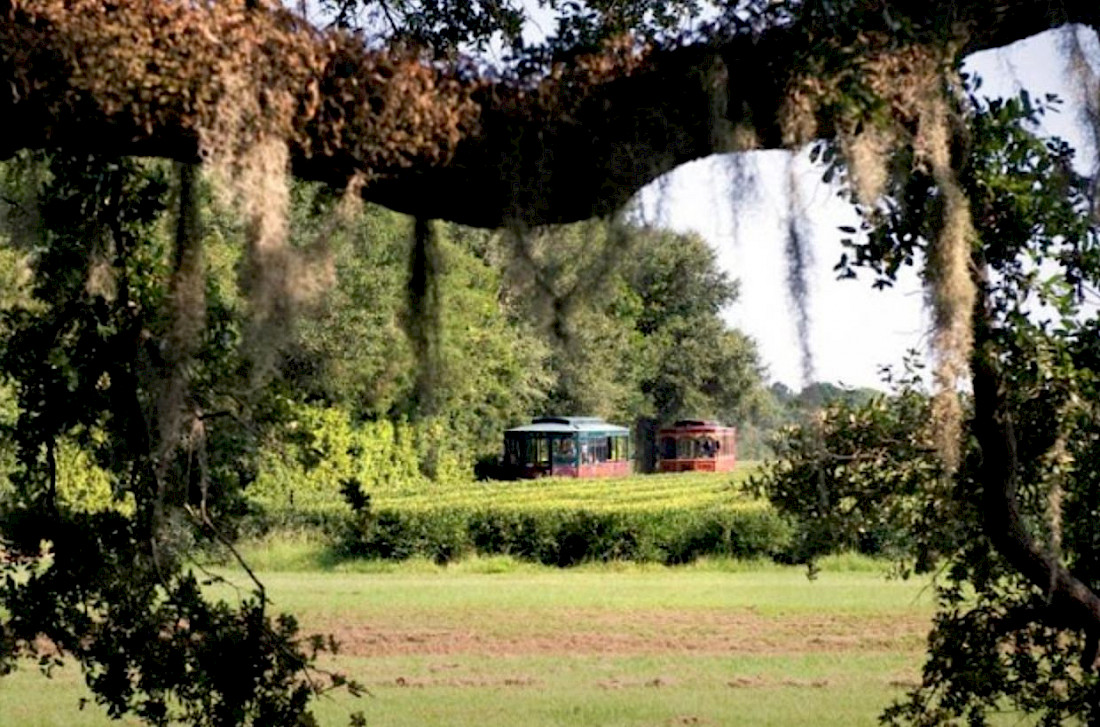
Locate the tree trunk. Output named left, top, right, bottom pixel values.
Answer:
left=971, top=293, right=1100, bottom=669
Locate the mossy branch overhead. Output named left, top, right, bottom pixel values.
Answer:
left=2, top=0, right=1098, bottom=227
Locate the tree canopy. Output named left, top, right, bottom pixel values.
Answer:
left=2, top=0, right=1098, bottom=225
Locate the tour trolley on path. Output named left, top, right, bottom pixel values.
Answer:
left=656, top=419, right=738, bottom=473
left=502, top=416, right=632, bottom=478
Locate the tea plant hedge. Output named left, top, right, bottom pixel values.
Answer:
left=337, top=504, right=793, bottom=565
left=248, top=462, right=795, bottom=564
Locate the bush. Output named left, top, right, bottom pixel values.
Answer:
left=247, top=408, right=428, bottom=526
left=335, top=504, right=794, bottom=566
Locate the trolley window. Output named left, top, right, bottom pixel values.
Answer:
left=552, top=436, right=577, bottom=466
left=527, top=436, right=550, bottom=467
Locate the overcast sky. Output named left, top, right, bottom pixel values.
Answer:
left=635, top=27, right=1100, bottom=390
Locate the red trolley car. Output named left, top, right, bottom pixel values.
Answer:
left=503, top=416, right=632, bottom=479
left=657, top=420, right=737, bottom=473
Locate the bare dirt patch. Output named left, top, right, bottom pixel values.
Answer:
left=726, top=676, right=767, bottom=688
left=726, top=676, right=831, bottom=689
left=596, top=676, right=679, bottom=689
left=306, top=608, right=930, bottom=658
left=778, top=677, right=830, bottom=688
left=386, top=676, right=540, bottom=688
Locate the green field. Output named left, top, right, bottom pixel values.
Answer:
left=252, top=467, right=765, bottom=519
left=1, top=471, right=945, bottom=726
left=369, top=469, right=764, bottom=513
left=0, top=556, right=940, bottom=727
left=251, top=467, right=792, bottom=566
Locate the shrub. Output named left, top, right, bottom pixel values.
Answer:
left=248, top=407, right=429, bottom=529
left=335, top=503, right=793, bottom=566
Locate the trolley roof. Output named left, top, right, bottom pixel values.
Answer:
left=505, top=416, right=630, bottom=435
left=658, top=420, right=736, bottom=433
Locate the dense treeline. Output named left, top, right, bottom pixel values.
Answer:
left=0, top=153, right=890, bottom=522
left=0, top=154, right=790, bottom=518
left=0, top=153, right=900, bottom=555
left=266, top=179, right=776, bottom=490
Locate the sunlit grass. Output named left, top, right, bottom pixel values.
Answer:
left=2, top=563, right=935, bottom=727
left=226, top=532, right=895, bottom=577
left=4, top=463, right=945, bottom=727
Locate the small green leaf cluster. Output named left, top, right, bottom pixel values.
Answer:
left=249, top=405, right=423, bottom=520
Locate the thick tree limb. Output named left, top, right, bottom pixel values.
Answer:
left=1, top=0, right=1099, bottom=228
left=972, top=300, right=1100, bottom=670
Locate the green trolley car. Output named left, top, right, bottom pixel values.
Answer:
left=503, top=416, right=632, bottom=478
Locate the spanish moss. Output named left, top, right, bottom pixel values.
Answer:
left=407, top=215, right=442, bottom=417
left=156, top=162, right=205, bottom=493
left=920, top=97, right=976, bottom=472
left=1062, top=25, right=1100, bottom=220
left=784, top=158, right=815, bottom=387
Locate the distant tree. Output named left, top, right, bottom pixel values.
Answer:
left=743, top=380, right=885, bottom=459
left=496, top=221, right=764, bottom=426
left=413, top=221, right=553, bottom=464
left=623, top=227, right=762, bottom=425
left=278, top=185, right=418, bottom=416
left=795, top=382, right=879, bottom=411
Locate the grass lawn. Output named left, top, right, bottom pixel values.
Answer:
left=0, top=557, right=940, bottom=727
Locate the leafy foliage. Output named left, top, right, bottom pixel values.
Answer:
left=757, top=362, right=957, bottom=566
left=760, top=90, right=1100, bottom=724
left=0, top=153, right=362, bottom=725
left=323, top=0, right=708, bottom=58
left=500, top=221, right=764, bottom=426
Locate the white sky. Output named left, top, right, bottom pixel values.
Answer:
left=634, top=27, right=1100, bottom=390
